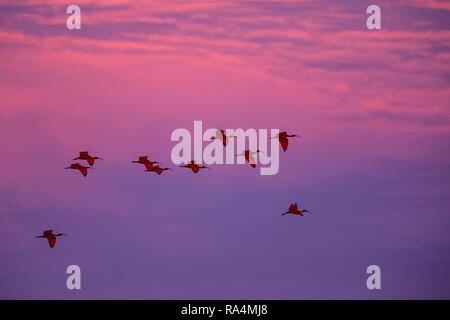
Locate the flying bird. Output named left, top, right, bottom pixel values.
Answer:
left=179, top=160, right=210, bottom=173
left=73, top=151, right=103, bottom=166
left=210, top=129, right=234, bottom=147
left=145, top=166, right=173, bottom=175
left=282, top=203, right=311, bottom=216
left=132, top=156, right=160, bottom=171
left=272, top=132, right=300, bottom=152
left=236, top=150, right=263, bottom=168
left=36, top=230, right=67, bottom=248
left=65, top=163, right=92, bottom=177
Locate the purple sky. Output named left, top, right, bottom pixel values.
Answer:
left=0, top=0, right=449, bottom=299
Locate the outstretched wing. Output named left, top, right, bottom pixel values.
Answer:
left=279, top=136, right=289, bottom=152
left=79, top=168, right=88, bottom=177
left=248, top=153, right=256, bottom=167
left=47, top=237, right=56, bottom=248
left=217, top=130, right=227, bottom=146
left=143, top=162, right=154, bottom=171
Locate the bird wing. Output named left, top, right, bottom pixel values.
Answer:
left=79, top=167, right=88, bottom=177
left=217, top=130, right=227, bottom=146
left=47, top=237, right=56, bottom=248
left=72, top=163, right=83, bottom=169
left=248, top=153, right=256, bottom=167
left=279, top=136, right=289, bottom=152
left=143, top=162, right=154, bottom=171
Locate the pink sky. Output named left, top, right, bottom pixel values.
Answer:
left=0, top=1, right=449, bottom=299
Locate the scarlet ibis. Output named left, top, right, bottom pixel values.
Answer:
left=65, top=163, right=92, bottom=177
left=132, top=156, right=160, bottom=171
left=180, top=160, right=210, bottom=173
left=236, top=150, right=263, bottom=168
left=145, top=165, right=173, bottom=175
left=36, top=230, right=67, bottom=248
left=281, top=203, right=311, bottom=216
left=210, top=129, right=234, bottom=147
left=272, top=132, right=300, bottom=152
left=73, top=151, right=103, bottom=166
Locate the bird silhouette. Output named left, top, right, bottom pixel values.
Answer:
left=210, top=129, right=234, bottom=147
left=73, top=151, right=103, bottom=166
left=179, top=160, right=210, bottom=173
left=65, top=163, right=92, bottom=177
left=281, top=203, right=311, bottom=216
left=272, top=132, right=300, bottom=152
left=236, top=150, right=263, bottom=168
left=132, top=156, right=160, bottom=171
left=145, top=165, right=173, bottom=175
left=36, top=230, right=67, bottom=248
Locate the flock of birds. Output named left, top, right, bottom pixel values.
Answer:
left=37, top=130, right=311, bottom=248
